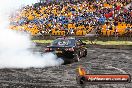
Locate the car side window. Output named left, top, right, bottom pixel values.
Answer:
left=78, top=40, right=83, bottom=45
left=76, top=39, right=82, bottom=46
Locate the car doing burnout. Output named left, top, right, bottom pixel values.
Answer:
left=44, top=37, right=87, bottom=63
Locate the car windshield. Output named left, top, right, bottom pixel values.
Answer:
left=51, top=39, right=75, bottom=46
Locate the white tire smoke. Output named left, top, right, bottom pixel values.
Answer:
left=0, top=0, right=64, bottom=68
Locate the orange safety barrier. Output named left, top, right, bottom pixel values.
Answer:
left=76, top=30, right=86, bottom=36
left=52, top=30, right=65, bottom=36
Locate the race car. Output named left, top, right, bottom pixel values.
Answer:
left=44, top=37, right=87, bottom=63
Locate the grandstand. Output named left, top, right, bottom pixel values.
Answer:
left=9, top=0, right=132, bottom=37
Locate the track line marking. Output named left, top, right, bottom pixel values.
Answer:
left=106, top=65, right=127, bottom=74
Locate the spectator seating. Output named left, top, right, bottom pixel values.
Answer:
left=9, top=0, right=132, bottom=37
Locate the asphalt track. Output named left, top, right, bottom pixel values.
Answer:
left=0, top=47, right=132, bottom=88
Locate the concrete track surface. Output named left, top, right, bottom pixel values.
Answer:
left=0, top=48, right=132, bottom=88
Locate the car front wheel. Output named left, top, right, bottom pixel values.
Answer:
left=83, top=49, right=87, bottom=57
left=74, top=54, right=80, bottom=62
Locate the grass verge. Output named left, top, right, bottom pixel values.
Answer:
left=32, top=40, right=132, bottom=45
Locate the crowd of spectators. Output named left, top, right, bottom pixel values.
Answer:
left=9, top=0, right=132, bottom=36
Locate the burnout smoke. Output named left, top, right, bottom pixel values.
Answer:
left=0, top=0, right=64, bottom=68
